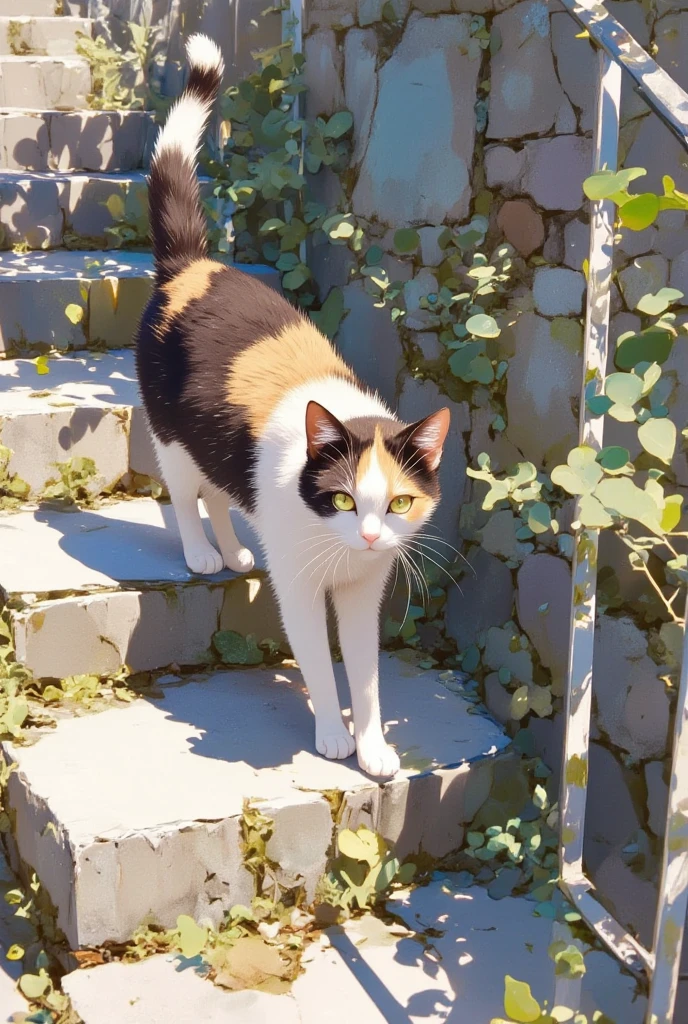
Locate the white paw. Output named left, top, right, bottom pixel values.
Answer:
left=356, top=737, right=400, bottom=778
left=315, top=722, right=356, bottom=760
left=184, top=542, right=224, bottom=575
left=223, top=547, right=255, bottom=573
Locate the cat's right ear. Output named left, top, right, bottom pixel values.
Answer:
left=305, top=401, right=348, bottom=459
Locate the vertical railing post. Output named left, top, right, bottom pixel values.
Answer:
left=647, top=621, right=688, bottom=1024
left=558, top=49, right=650, bottom=975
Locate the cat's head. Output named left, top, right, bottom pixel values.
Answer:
left=299, top=401, right=451, bottom=553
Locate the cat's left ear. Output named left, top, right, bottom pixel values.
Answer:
left=399, top=408, right=451, bottom=471
left=305, top=401, right=349, bottom=459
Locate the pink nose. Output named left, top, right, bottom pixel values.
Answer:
left=361, top=530, right=380, bottom=545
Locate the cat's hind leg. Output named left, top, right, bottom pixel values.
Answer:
left=153, top=438, right=223, bottom=574
left=202, top=488, right=255, bottom=573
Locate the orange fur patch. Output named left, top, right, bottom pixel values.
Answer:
left=226, top=319, right=354, bottom=436
left=356, top=427, right=435, bottom=519
left=157, top=259, right=225, bottom=337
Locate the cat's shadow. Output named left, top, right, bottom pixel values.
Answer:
left=32, top=500, right=257, bottom=585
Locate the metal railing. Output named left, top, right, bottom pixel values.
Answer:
left=556, top=3, right=688, bottom=1023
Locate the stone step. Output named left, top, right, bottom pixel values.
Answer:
left=0, top=349, right=152, bottom=498
left=0, top=249, right=155, bottom=355
left=60, top=882, right=647, bottom=1024
left=0, top=0, right=57, bottom=14
left=2, top=655, right=510, bottom=948
left=0, top=252, right=278, bottom=356
left=0, top=109, right=156, bottom=172
left=0, top=496, right=280, bottom=679
left=0, top=55, right=91, bottom=110
left=0, top=170, right=220, bottom=250
left=0, top=15, right=93, bottom=56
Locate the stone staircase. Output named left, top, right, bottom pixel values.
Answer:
left=0, top=4, right=517, bottom=1010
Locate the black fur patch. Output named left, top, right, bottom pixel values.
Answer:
left=148, top=145, right=209, bottom=284
left=136, top=265, right=302, bottom=513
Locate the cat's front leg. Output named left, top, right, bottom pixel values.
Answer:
left=333, top=566, right=400, bottom=778
left=272, top=573, right=356, bottom=761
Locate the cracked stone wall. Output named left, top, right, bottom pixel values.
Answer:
left=302, top=0, right=688, bottom=954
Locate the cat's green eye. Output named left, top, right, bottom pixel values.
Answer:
left=389, top=495, right=413, bottom=515
left=333, top=492, right=356, bottom=512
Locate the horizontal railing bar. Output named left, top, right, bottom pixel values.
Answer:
left=562, top=878, right=653, bottom=977
left=558, top=0, right=688, bottom=153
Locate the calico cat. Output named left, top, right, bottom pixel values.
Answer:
left=136, top=33, right=451, bottom=777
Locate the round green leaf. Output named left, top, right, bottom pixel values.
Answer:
left=177, top=915, right=208, bottom=959
left=465, top=312, right=500, bottom=339
left=527, top=502, right=552, bottom=534
left=64, top=303, right=84, bottom=325
left=661, top=494, right=683, bottom=533
left=618, top=192, right=660, bottom=232
left=19, top=973, right=50, bottom=1000
left=504, top=975, right=541, bottom=1023
left=615, top=326, right=674, bottom=369
left=605, top=372, right=642, bottom=407
left=635, top=286, right=683, bottom=316
left=597, top=446, right=630, bottom=473
left=595, top=477, right=662, bottom=530
left=582, top=167, right=646, bottom=200
left=638, top=417, right=677, bottom=464
left=365, top=245, right=384, bottom=266
left=338, top=827, right=383, bottom=865
left=393, top=228, right=420, bottom=254
left=323, top=110, right=353, bottom=139
left=374, top=856, right=400, bottom=892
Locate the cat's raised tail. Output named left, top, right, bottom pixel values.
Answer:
left=148, top=33, right=224, bottom=284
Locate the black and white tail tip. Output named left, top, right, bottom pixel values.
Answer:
left=152, top=33, right=224, bottom=166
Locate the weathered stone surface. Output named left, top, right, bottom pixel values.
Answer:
left=533, top=266, right=585, bottom=316
left=521, top=136, right=591, bottom=211
left=505, top=312, right=580, bottom=468
left=0, top=109, right=156, bottom=173
left=468, top=402, right=522, bottom=472
left=542, top=220, right=564, bottom=264
left=0, top=349, right=141, bottom=497
left=616, top=222, right=656, bottom=260
left=5, top=656, right=508, bottom=946
left=624, top=114, right=688, bottom=196
left=655, top=11, right=688, bottom=93
left=488, top=1, right=564, bottom=139
left=304, top=29, right=344, bottom=117
left=415, top=331, right=443, bottom=361
left=555, top=95, right=577, bottom=135
left=418, top=225, right=445, bottom=266
left=0, top=15, right=92, bottom=56
left=584, top=743, right=641, bottom=874
left=479, top=510, right=530, bottom=564
left=398, top=377, right=467, bottom=549
left=593, top=849, right=657, bottom=948
left=551, top=3, right=649, bottom=133
left=669, top=249, right=688, bottom=297
left=644, top=760, right=668, bottom=837
left=403, top=267, right=438, bottom=329
left=618, top=254, right=669, bottom=312
left=485, top=144, right=525, bottom=191
left=352, top=14, right=480, bottom=226
left=516, top=554, right=570, bottom=687
left=307, top=0, right=357, bottom=31
left=336, top=281, right=402, bottom=405
left=496, top=200, right=543, bottom=257
left=0, top=173, right=64, bottom=249
left=654, top=210, right=688, bottom=259
left=610, top=311, right=641, bottom=345
left=0, top=54, right=90, bottom=109
left=63, top=880, right=645, bottom=1024
left=594, top=615, right=670, bottom=760
left=484, top=672, right=511, bottom=725
left=414, top=0, right=451, bottom=13
left=65, top=957, right=298, bottom=1024
left=445, top=546, right=514, bottom=649
left=344, top=28, right=377, bottom=166
left=561, top=217, right=589, bottom=272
